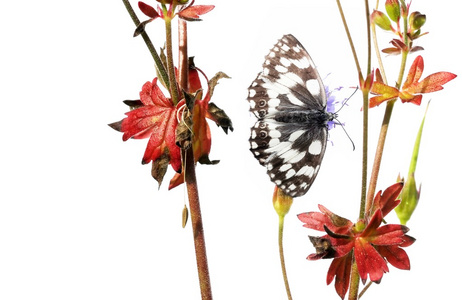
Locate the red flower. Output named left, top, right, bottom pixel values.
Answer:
left=109, top=78, right=182, bottom=185
left=370, top=56, right=456, bottom=107
left=168, top=62, right=233, bottom=189
left=298, top=182, right=415, bottom=299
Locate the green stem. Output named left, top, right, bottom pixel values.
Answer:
left=358, top=0, right=372, bottom=220
left=348, top=261, right=360, bottom=300
left=365, top=1, right=410, bottom=211
left=121, top=0, right=169, bottom=90
left=165, top=17, right=180, bottom=104
left=371, top=0, right=388, bottom=84
left=335, top=0, right=363, bottom=79
left=365, top=49, right=408, bottom=213
left=278, top=215, right=293, bottom=300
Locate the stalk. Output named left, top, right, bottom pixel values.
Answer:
left=178, top=18, right=213, bottom=300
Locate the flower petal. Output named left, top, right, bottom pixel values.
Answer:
left=402, top=55, right=424, bottom=90
left=370, top=224, right=410, bottom=245
left=355, top=238, right=389, bottom=283
left=298, top=211, right=332, bottom=232
left=138, top=1, right=160, bottom=19
left=374, top=182, right=403, bottom=218
left=327, top=253, right=353, bottom=300
left=376, top=245, right=411, bottom=270
left=178, top=5, right=214, bottom=21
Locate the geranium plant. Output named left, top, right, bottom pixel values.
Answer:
left=109, top=1, right=231, bottom=299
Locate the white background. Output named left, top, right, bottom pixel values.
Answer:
left=1, top=1, right=460, bottom=299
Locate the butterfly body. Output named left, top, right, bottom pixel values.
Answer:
left=248, top=34, right=333, bottom=197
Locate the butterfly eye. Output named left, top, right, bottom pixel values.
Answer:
left=259, top=131, right=267, bottom=138
left=258, top=110, right=266, bottom=118
left=258, top=122, right=267, bottom=129
left=258, top=100, right=266, bottom=107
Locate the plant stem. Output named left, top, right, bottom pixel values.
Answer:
left=335, top=0, right=363, bottom=79
left=278, top=215, right=293, bottom=300
left=365, top=3, right=410, bottom=211
left=359, top=281, right=373, bottom=298
left=185, top=146, right=213, bottom=300
left=178, top=19, right=189, bottom=91
left=178, top=19, right=213, bottom=300
left=365, top=49, right=409, bottom=212
left=348, top=261, right=360, bottom=300
left=121, top=0, right=170, bottom=90
left=165, top=17, right=180, bottom=104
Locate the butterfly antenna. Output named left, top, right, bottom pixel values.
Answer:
left=335, top=119, right=355, bottom=151
left=334, top=87, right=358, bottom=114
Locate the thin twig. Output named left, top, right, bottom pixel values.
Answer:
left=121, top=0, right=170, bottom=89
left=278, top=216, right=293, bottom=300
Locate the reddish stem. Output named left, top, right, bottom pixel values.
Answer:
left=178, top=19, right=213, bottom=300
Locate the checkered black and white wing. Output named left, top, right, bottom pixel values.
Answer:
left=247, top=34, right=333, bottom=197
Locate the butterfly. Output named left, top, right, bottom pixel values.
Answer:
left=247, top=34, right=336, bottom=197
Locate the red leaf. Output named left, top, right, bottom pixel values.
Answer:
left=374, top=182, right=403, bottom=218
left=138, top=1, right=159, bottom=19
left=369, top=82, right=399, bottom=107
left=408, top=71, right=457, bottom=94
left=178, top=5, right=214, bottom=21
left=402, top=55, right=424, bottom=90
left=120, top=78, right=181, bottom=172
left=399, top=56, right=456, bottom=104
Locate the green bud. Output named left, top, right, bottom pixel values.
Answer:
left=385, top=0, right=400, bottom=22
left=371, top=10, right=393, bottom=31
left=394, top=102, right=429, bottom=225
left=409, top=11, right=426, bottom=31
left=395, top=173, right=421, bottom=225
left=273, top=186, right=293, bottom=218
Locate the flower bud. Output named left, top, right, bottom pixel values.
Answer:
left=371, top=10, right=393, bottom=31
left=273, top=186, right=293, bottom=217
left=395, top=102, right=428, bottom=225
left=385, top=0, right=400, bottom=22
left=395, top=173, right=420, bottom=225
left=409, top=11, right=426, bottom=31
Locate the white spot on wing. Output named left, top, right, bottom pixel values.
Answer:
left=293, top=57, right=311, bottom=69
left=287, top=93, right=305, bottom=106
left=279, top=163, right=292, bottom=172
left=268, top=138, right=280, bottom=147
left=275, top=65, right=288, bottom=73
left=285, top=169, right=296, bottom=179
left=288, top=130, right=304, bottom=142
left=306, top=79, right=321, bottom=96
left=268, top=98, right=280, bottom=108
left=269, top=130, right=282, bottom=138
left=308, top=140, right=323, bottom=155
left=280, top=57, right=291, bottom=67
left=298, top=165, right=315, bottom=178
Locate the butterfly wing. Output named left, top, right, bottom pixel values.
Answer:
left=247, top=34, right=329, bottom=197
